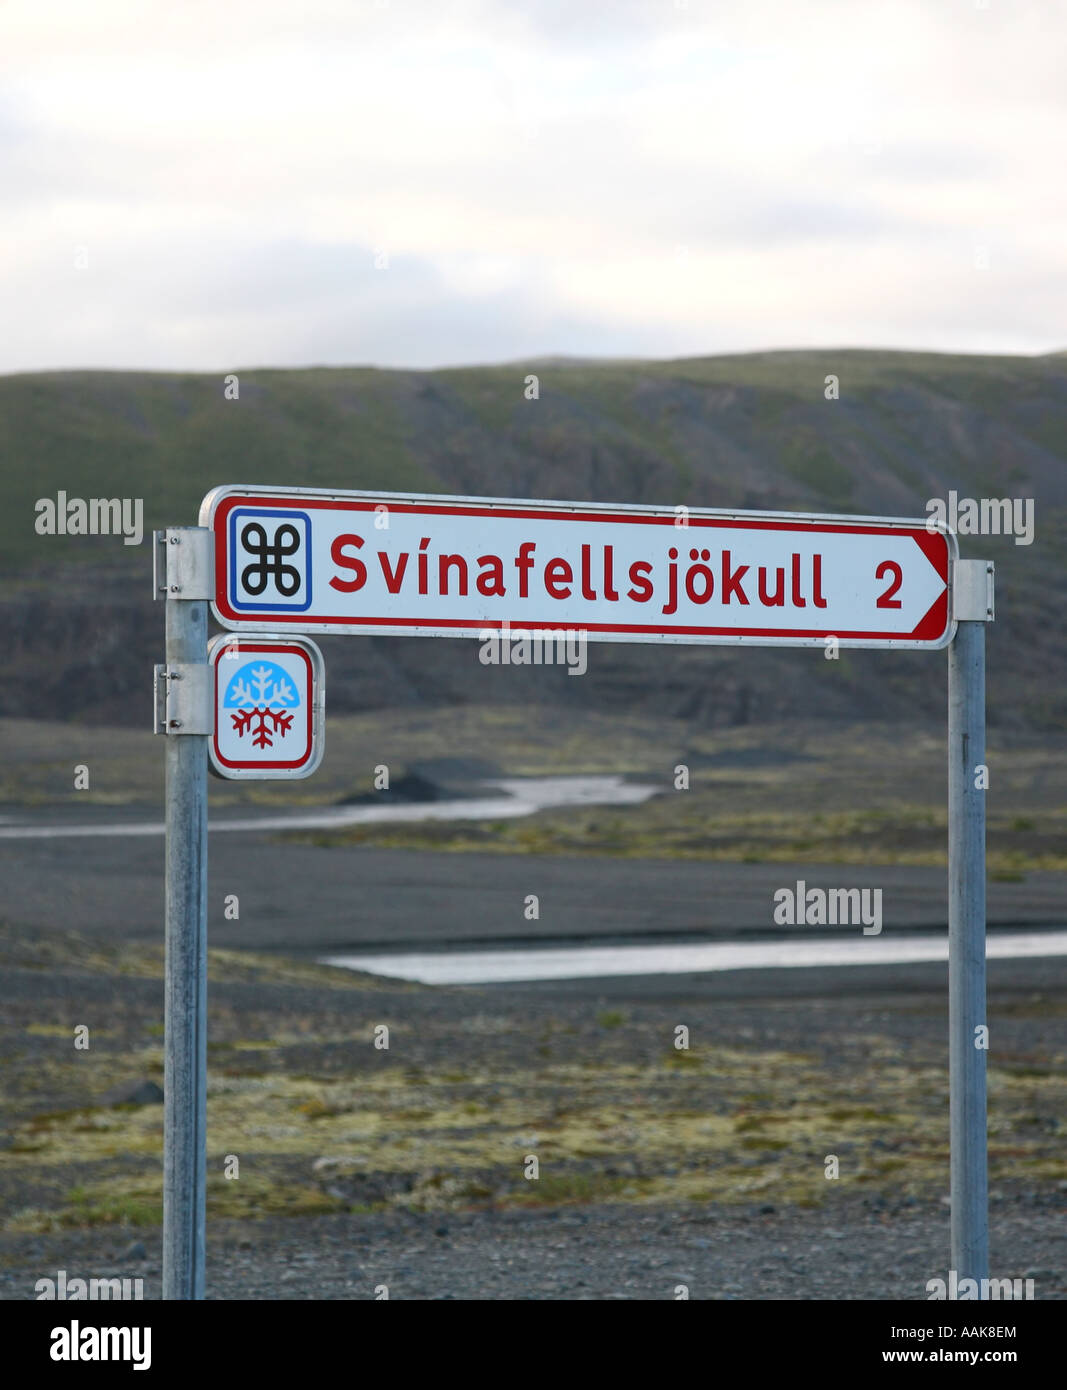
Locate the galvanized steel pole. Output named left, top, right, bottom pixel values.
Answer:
left=948, top=613, right=989, bottom=1287
left=156, top=528, right=213, bottom=1301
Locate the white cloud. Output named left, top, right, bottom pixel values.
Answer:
left=1, top=0, right=1065, bottom=371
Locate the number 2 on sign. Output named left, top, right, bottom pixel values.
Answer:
left=875, top=560, right=903, bottom=608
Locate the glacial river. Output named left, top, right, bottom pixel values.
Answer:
left=321, top=930, right=1067, bottom=985
left=0, top=774, right=657, bottom=839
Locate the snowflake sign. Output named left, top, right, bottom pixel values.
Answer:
left=226, top=662, right=297, bottom=748
left=208, top=637, right=325, bottom=780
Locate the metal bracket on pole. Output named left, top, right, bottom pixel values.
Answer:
left=154, top=527, right=215, bottom=601
left=154, top=664, right=213, bottom=736
left=952, top=559, right=995, bottom=622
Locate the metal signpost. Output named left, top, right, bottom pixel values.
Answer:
left=153, top=528, right=212, bottom=1302
left=155, top=488, right=993, bottom=1299
left=948, top=560, right=995, bottom=1284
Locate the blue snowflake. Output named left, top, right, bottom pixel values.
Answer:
left=223, top=661, right=300, bottom=709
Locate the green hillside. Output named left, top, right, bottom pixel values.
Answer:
left=2, top=348, right=1066, bottom=571
left=1, top=349, right=1065, bottom=728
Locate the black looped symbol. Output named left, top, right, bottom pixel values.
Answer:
left=240, top=522, right=302, bottom=597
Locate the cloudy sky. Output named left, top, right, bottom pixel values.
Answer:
left=2, top=0, right=1064, bottom=374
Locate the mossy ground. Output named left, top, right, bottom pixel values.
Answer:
left=1, top=925, right=1063, bottom=1235
left=297, top=796, right=1067, bottom=872
left=277, top=719, right=1067, bottom=872
left=4, top=714, right=1066, bottom=878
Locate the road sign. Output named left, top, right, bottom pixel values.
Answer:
left=201, top=487, right=956, bottom=648
left=207, top=633, right=324, bottom=780
left=161, top=506, right=992, bottom=1303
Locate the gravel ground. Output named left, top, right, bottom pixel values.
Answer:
left=0, top=847, right=1063, bottom=1303
left=1, top=818, right=1064, bottom=954
left=2, top=1193, right=1064, bottom=1300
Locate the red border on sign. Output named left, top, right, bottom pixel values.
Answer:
left=212, top=640, right=314, bottom=771
left=211, top=494, right=951, bottom=644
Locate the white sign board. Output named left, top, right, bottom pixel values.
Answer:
left=208, top=633, right=325, bottom=779
left=201, top=487, right=956, bottom=649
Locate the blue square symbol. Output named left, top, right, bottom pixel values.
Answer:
left=229, top=508, right=312, bottom=613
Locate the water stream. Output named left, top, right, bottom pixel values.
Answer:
left=322, top=929, right=1067, bottom=985
left=0, top=774, right=658, bottom=839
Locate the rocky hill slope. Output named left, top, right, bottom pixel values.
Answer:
left=1, top=349, right=1064, bottom=729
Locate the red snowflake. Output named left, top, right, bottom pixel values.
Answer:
left=230, top=707, right=294, bottom=749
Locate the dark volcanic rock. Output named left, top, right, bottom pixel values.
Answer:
left=100, top=1079, right=163, bottom=1107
